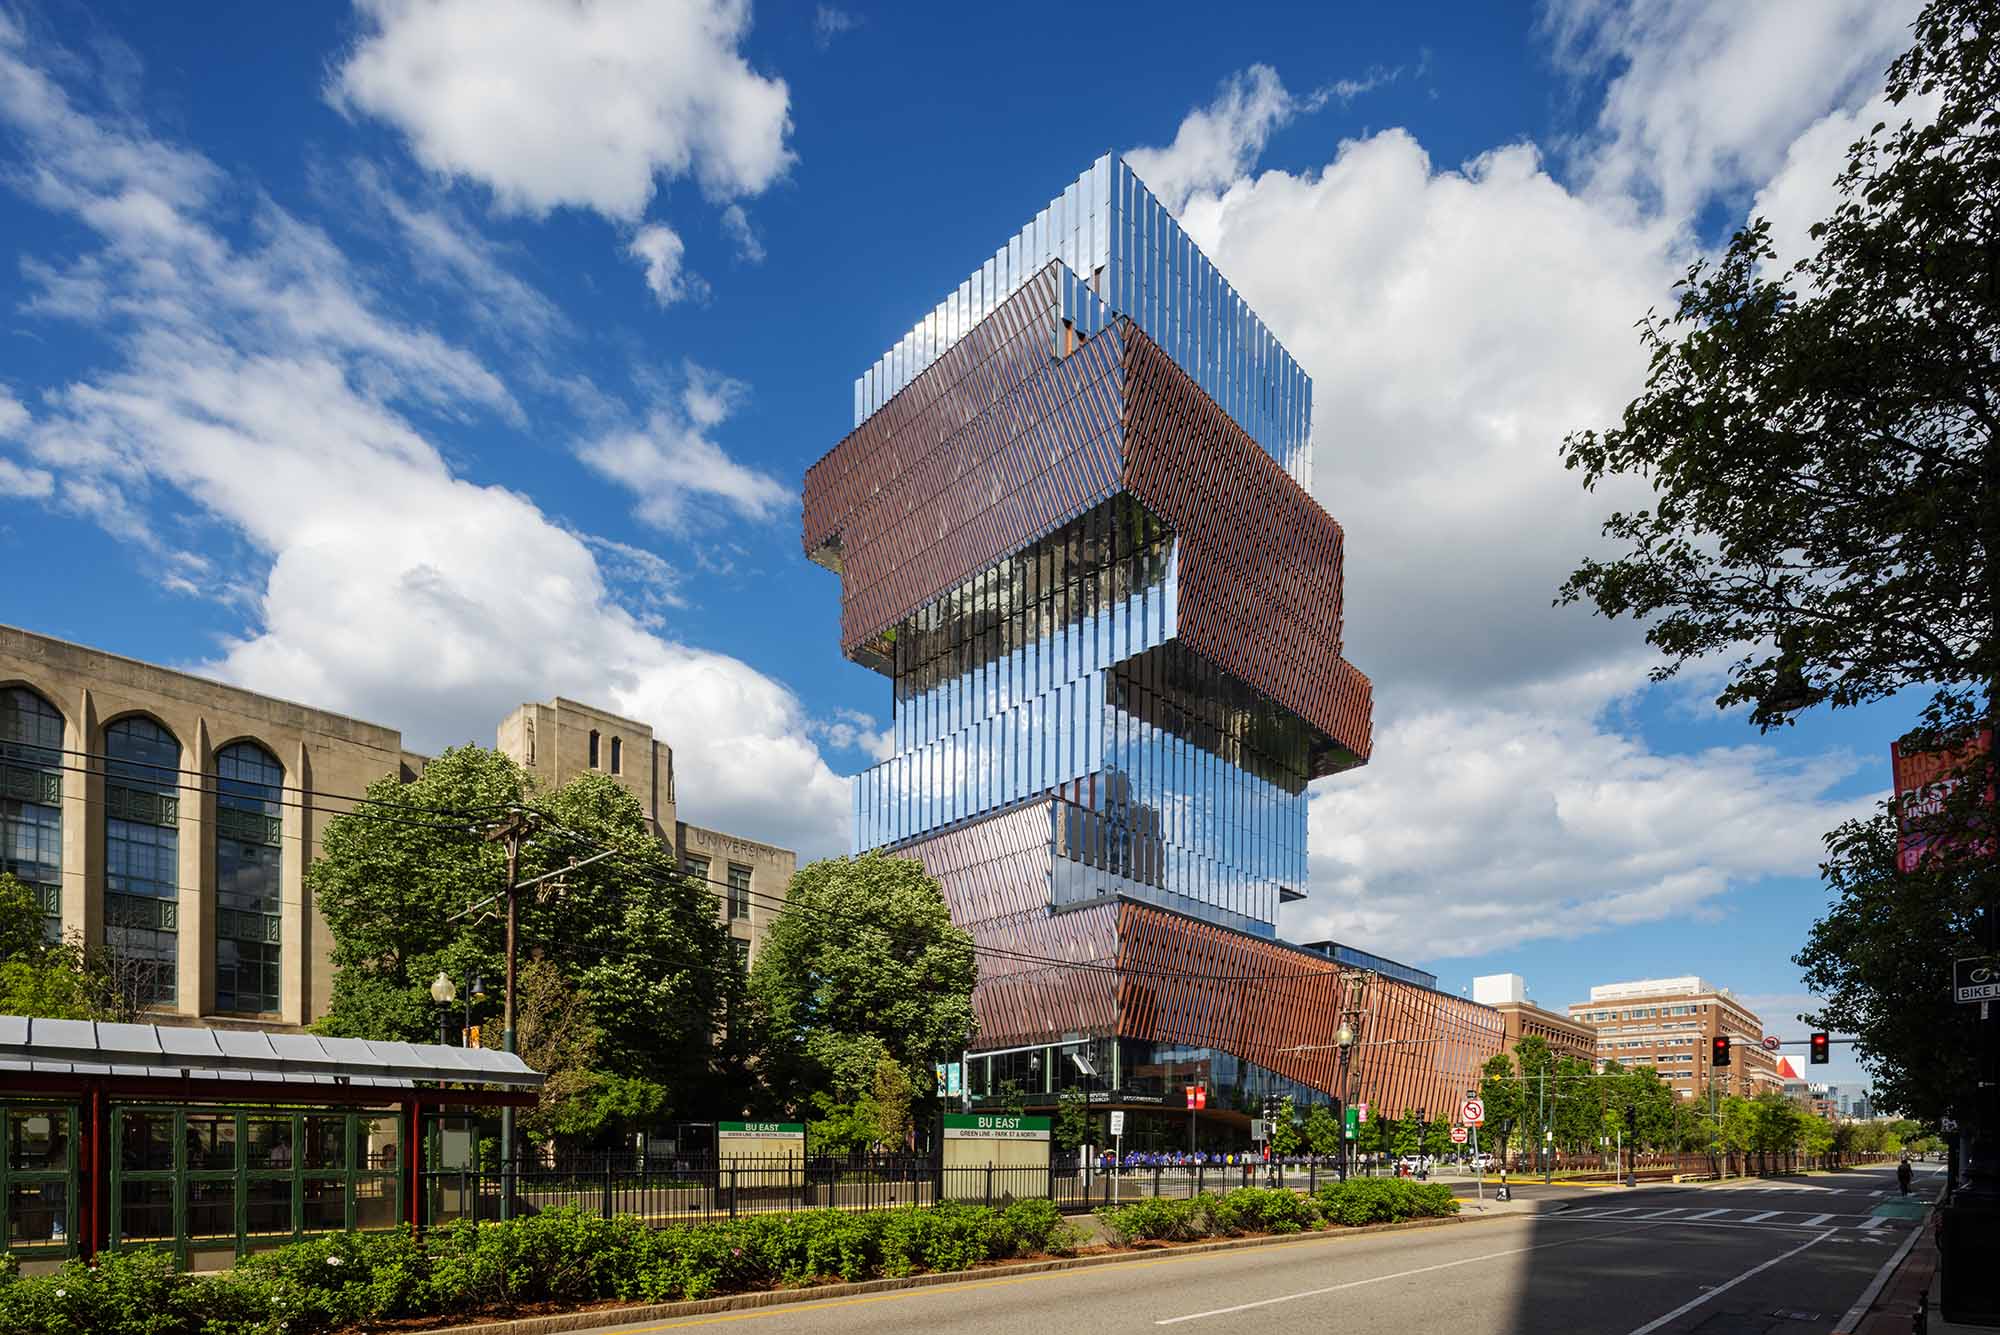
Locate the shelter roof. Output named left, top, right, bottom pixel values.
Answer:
left=0, top=1015, right=544, bottom=1089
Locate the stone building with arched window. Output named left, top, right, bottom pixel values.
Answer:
left=0, top=623, right=796, bottom=1030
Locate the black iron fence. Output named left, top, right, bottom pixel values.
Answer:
left=418, top=1155, right=1347, bottom=1227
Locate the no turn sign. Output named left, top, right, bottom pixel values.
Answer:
left=1460, top=1097, right=1485, bottom=1126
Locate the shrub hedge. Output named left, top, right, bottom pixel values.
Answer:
left=0, top=1181, right=1454, bottom=1335
left=1094, top=1178, right=1459, bottom=1245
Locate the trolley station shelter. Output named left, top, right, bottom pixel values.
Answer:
left=0, top=1015, right=541, bottom=1270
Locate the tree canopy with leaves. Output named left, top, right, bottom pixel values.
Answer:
left=1558, top=1, right=2000, bottom=740
left=1797, top=808, right=1980, bottom=1124
left=309, top=746, right=740, bottom=1139
left=748, top=851, right=976, bottom=1121
left=0, top=873, right=136, bottom=1021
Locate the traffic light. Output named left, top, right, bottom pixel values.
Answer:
left=1416, top=1107, right=1427, bottom=1124
left=1624, top=1105, right=1636, bottom=1134
left=1712, top=1036, right=1731, bottom=1067
left=1810, top=1032, right=1830, bottom=1065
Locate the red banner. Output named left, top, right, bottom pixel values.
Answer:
left=1892, top=730, right=1993, bottom=873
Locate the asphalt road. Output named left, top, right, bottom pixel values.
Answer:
left=556, top=1163, right=1939, bottom=1335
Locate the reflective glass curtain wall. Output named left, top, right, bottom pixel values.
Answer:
left=852, top=155, right=1314, bottom=491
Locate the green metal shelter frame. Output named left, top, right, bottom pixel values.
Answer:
left=0, top=1015, right=541, bottom=1269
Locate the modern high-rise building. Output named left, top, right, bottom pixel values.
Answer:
left=804, top=155, right=1501, bottom=1145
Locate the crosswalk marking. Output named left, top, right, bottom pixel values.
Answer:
left=1590, top=1207, right=1639, bottom=1217
left=1637, top=1209, right=1685, bottom=1219
left=1744, top=1211, right=1781, bottom=1222
left=1803, top=1213, right=1835, bottom=1226
left=1861, top=1216, right=1889, bottom=1230
left=1687, top=1209, right=1728, bottom=1219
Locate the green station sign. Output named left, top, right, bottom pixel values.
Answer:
left=718, top=1121, right=805, bottom=1137
left=941, top=1113, right=1051, bottom=1140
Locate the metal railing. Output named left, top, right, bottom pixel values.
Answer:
left=418, top=1155, right=1344, bottom=1227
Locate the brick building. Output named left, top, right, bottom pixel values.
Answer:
left=1567, top=976, right=1781, bottom=1099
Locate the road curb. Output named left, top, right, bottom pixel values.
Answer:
left=410, top=1210, right=1530, bottom=1335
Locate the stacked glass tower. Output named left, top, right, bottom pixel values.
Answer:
left=808, top=156, right=1498, bottom=1140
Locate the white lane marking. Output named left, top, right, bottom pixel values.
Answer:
left=1637, top=1209, right=1685, bottom=1219
left=1744, top=1211, right=1781, bottom=1222
left=1804, top=1213, right=1835, bottom=1226
left=1687, top=1209, right=1729, bottom=1219
left=1834, top=1220, right=1930, bottom=1333
left=1622, top=1230, right=1836, bottom=1335
left=1154, top=1230, right=1604, bottom=1325
left=1860, top=1216, right=1890, bottom=1230
left=1589, top=1207, right=1639, bottom=1217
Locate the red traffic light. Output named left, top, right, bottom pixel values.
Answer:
left=1810, top=1032, right=1831, bottom=1065
left=1712, top=1036, right=1732, bottom=1067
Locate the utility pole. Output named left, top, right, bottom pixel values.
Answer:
left=488, top=809, right=531, bottom=1221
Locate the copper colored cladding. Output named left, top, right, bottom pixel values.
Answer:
left=896, top=801, right=1501, bottom=1107
left=800, top=262, right=1370, bottom=761
left=1113, top=900, right=1501, bottom=1113
left=1120, top=326, right=1372, bottom=761
left=896, top=802, right=1120, bottom=1045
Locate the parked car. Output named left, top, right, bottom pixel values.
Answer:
left=1396, top=1154, right=1426, bottom=1174
left=1469, top=1152, right=1496, bottom=1171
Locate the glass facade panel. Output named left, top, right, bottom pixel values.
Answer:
left=7, top=1110, right=65, bottom=1171
left=852, top=154, right=1312, bottom=489
left=354, top=1175, right=397, bottom=1230
left=186, top=1179, right=234, bottom=1240
left=1, top=687, right=65, bottom=941
left=303, top=1117, right=346, bottom=1170
left=6, top=1182, right=66, bottom=1246
left=215, top=741, right=283, bottom=1014
left=302, top=1177, right=345, bottom=1232
left=245, top=1119, right=292, bottom=1170
left=186, top=1115, right=235, bottom=1171
left=726, top=863, right=751, bottom=919
left=104, top=716, right=181, bottom=1009
left=244, top=1177, right=292, bottom=1236
left=119, top=1180, right=173, bottom=1242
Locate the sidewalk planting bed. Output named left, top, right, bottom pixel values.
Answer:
left=0, top=1181, right=1459, bottom=1335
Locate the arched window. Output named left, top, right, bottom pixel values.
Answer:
left=588, top=730, right=601, bottom=769
left=215, top=741, right=283, bottom=1014
left=0, top=686, right=65, bottom=940
left=610, top=736, right=622, bottom=775
left=104, top=716, right=181, bottom=1009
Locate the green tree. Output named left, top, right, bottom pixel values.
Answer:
left=0, top=874, right=135, bottom=1021
left=1557, top=0, right=2000, bottom=1148
left=871, top=1055, right=915, bottom=1151
left=1055, top=1086, right=1091, bottom=1154
left=749, top=851, right=976, bottom=1117
left=1551, top=1056, right=1602, bottom=1154
left=1796, top=809, right=1977, bottom=1125
left=1480, top=1051, right=1527, bottom=1165
left=1269, top=1096, right=1302, bottom=1158
left=1305, top=1103, right=1342, bottom=1161
left=310, top=747, right=737, bottom=1133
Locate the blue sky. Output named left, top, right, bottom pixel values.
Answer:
left=0, top=1, right=1930, bottom=1095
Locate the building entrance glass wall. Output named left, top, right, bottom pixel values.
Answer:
left=964, top=1039, right=1330, bottom=1119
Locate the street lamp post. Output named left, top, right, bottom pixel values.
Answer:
left=430, top=971, right=456, bottom=1048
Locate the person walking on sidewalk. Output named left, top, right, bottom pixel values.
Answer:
left=1898, top=1155, right=1913, bottom=1195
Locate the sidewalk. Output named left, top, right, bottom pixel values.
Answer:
left=1842, top=1191, right=1942, bottom=1334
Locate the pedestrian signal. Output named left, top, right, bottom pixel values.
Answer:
left=1712, top=1036, right=1731, bottom=1067
left=1810, top=1032, right=1830, bottom=1065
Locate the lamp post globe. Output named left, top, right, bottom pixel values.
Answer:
left=430, top=972, right=455, bottom=1045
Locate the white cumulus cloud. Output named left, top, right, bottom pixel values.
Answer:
left=329, top=0, right=795, bottom=221
left=627, top=223, right=707, bottom=306
left=577, top=362, right=789, bottom=534
left=0, top=15, right=849, bottom=857
left=1131, top=8, right=1920, bottom=961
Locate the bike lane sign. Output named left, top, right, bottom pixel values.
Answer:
left=1955, top=956, right=2000, bottom=1004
